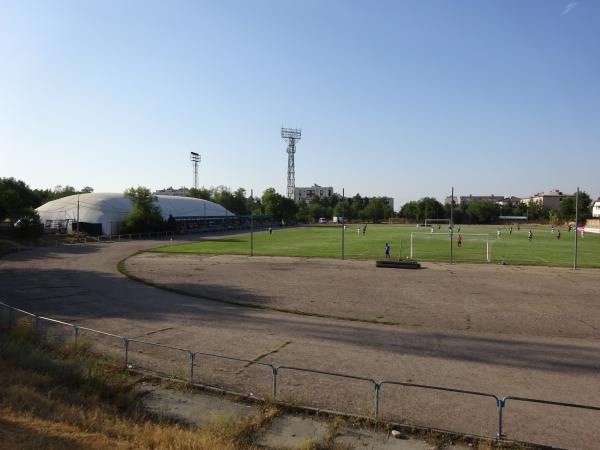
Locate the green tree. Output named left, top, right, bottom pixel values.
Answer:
left=577, top=191, right=592, bottom=221
left=261, top=188, right=298, bottom=223
left=526, top=201, right=550, bottom=222
left=123, top=187, right=165, bottom=233
left=210, top=186, right=244, bottom=215
left=0, top=178, right=43, bottom=220
left=333, top=199, right=357, bottom=221
left=558, top=192, right=592, bottom=222
left=296, top=202, right=312, bottom=223
left=188, top=187, right=212, bottom=201
left=165, top=214, right=177, bottom=231
left=399, top=201, right=419, bottom=220
left=558, top=197, right=576, bottom=222
left=416, top=197, right=444, bottom=223
left=308, top=201, right=325, bottom=222
left=11, top=207, right=43, bottom=239
left=465, top=201, right=499, bottom=224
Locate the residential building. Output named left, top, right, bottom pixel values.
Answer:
left=593, top=199, right=600, bottom=218
left=294, top=184, right=334, bottom=204
left=497, top=196, right=522, bottom=207
left=522, top=190, right=574, bottom=210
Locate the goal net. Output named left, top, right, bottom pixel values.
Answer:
left=410, top=232, right=490, bottom=262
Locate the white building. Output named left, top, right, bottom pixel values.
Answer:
left=593, top=199, right=600, bottom=218
left=36, top=193, right=233, bottom=235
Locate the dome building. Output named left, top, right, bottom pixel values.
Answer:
left=36, top=193, right=234, bottom=235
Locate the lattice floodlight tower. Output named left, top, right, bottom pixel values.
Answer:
left=281, top=127, right=301, bottom=199
left=190, top=152, right=201, bottom=189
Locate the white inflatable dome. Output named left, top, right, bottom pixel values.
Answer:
left=36, top=193, right=234, bottom=235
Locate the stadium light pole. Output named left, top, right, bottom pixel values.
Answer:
left=574, top=187, right=579, bottom=270
left=450, top=187, right=454, bottom=264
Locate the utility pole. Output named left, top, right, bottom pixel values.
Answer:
left=574, top=187, right=579, bottom=270
left=341, top=188, right=345, bottom=260
left=250, top=189, right=254, bottom=257
left=450, top=187, right=454, bottom=264
left=77, top=194, right=80, bottom=238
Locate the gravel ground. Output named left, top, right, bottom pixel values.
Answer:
left=1, top=237, right=599, bottom=449
left=126, top=252, right=600, bottom=339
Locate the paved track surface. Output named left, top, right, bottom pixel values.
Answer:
left=1, top=238, right=599, bottom=449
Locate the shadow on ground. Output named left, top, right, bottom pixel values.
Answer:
left=1, top=266, right=599, bottom=376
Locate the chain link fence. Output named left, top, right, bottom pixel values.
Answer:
left=1, top=301, right=599, bottom=448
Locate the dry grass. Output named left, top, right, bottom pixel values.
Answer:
left=0, top=321, right=276, bottom=450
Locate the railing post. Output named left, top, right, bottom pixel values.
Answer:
left=123, top=338, right=130, bottom=369
left=272, top=366, right=279, bottom=399
left=497, top=398, right=505, bottom=439
left=374, top=383, right=381, bottom=420
left=189, top=352, right=195, bottom=383
left=73, top=325, right=79, bottom=341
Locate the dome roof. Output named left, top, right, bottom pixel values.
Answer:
left=36, top=193, right=234, bottom=234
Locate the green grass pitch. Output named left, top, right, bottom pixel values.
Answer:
left=151, top=224, right=600, bottom=268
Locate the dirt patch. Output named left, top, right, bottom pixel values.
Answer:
left=124, top=253, right=600, bottom=339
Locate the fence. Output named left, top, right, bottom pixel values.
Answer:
left=83, top=231, right=175, bottom=243
left=1, top=301, right=599, bottom=447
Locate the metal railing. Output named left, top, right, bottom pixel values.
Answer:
left=1, top=301, right=599, bottom=446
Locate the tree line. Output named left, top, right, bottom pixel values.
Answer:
left=399, top=193, right=594, bottom=224
left=1, top=177, right=596, bottom=239
left=187, top=186, right=395, bottom=224
left=0, top=178, right=94, bottom=238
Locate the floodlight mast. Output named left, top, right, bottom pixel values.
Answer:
left=281, top=127, right=301, bottom=199
left=190, top=152, right=201, bottom=189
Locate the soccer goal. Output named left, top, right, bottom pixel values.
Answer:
left=410, top=232, right=491, bottom=262
left=424, top=218, right=450, bottom=228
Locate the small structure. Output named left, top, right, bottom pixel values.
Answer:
left=593, top=198, right=600, bottom=218
left=497, top=196, right=522, bottom=207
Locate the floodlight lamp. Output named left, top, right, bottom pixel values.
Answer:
left=281, top=127, right=301, bottom=140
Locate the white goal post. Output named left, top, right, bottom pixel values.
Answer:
left=410, top=232, right=491, bottom=262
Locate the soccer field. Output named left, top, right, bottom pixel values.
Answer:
left=152, top=224, right=600, bottom=268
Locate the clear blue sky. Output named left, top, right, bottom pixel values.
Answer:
left=1, top=0, right=598, bottom=207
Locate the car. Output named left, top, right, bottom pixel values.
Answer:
left=318, top=218, right=327, bottom=224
